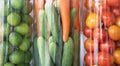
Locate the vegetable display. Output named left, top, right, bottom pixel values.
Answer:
left=35, top=0, right=80, bottom=66
left=82, top=0, right=120, bottom=66
left=0, top=0, right=33, bottom=66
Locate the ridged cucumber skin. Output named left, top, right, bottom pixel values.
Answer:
left=37, top=36, right=45, bottom=66
left=38, top=10, right=48, bottom=39
left=45, top=3, right=59, bottom=43
left=72, top=30, right=80, bottom=66
left=62, top=37, right=73, bottom=66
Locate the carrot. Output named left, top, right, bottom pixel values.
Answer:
left=34, top=0, right=45, bottom=36
left=59, top=0, right=70, bottom=42
left=71, top=0, right=80, bottom=33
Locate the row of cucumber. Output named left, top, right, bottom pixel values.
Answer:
left=36, top=0, right=80, bottom=66
left=0, top=0, right=33, bottom=66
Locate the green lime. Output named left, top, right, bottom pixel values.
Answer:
left=15, top=23, right=30, bottom=35
left=4, top=5, right=9, bottom=16
left=4, top=62, right=14, bottom=66
left=22, top=2, right=32, bottom=14
left=22, top=15, right=32, bottom=25
left=9, top=32, right=22, bottom=46
left=9, top=50, right=24, bottom=64
left=7, top=12, right=21, bottom=26
left=11, top=0, right=23, bottom=9
left=4, top=23, right=11, bottom=37
left=24, top=51, right=32, bottom=63
left=16, top=63, right=29, bottom=66
left=19, top=38, right=31, bottom=51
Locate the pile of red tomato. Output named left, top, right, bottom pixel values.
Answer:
left=83, top=0, right=120, bottom=66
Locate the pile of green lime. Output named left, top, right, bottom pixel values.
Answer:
left=3, top=0, right=33, bottom=66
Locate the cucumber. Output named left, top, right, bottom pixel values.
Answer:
left=72, top=30, right=80, bottom=66
left=70, top=8, right=76, bottom=35
left=0, top=42, right=4, bottom=66
left=38, top=10, right=48, bottom=39
left=45, top=3, right=59, bottom=43
left=37, top=36, right=46, bottom=66
left=33, top=38, right=40, bottom=66
left=62, top=37, right=73, bottom=66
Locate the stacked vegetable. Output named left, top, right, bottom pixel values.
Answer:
left=83, top=0, right=120, bottom=66
left=2, top=0, right=33, bottom=66
left=35, top=0, right=80, bottom=66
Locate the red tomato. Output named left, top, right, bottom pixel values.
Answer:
left=102, top=11, right=115, bottom=27
left=83, top=26, right=93, bottom=38
left=93, top=28, right=108, bottom=43
left=98, top=52, right=114, bottom=66
left=108, top=25, right=120, bottom=41
left=107, top=0, right=120, bottom=7
left=113, top=8, right=120, bottom=17
left=100, top=40, right=115, bottom=53
left=84, top=38, right=96, bottom=52
left=84, top=52, right=96, bottom=65
left=115, top=17, right=120, bottom=27
left=113, top=49, right=120, bottom=65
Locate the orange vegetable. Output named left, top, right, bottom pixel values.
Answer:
left=59, top=0, right=70, bottom=42
left=71, top=0, right=80, bottom=33
left=34, top=0, right=45, bottom=36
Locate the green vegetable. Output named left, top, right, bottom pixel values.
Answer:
left=9, top=50, right=24, bottom=64
left=38, top=10, right=48, bottom=39
left=70, top=8, right=76, bottom=35
left=22, top=15, right=32, bottom=25
left=62, top=37, right=73, bottom=66
left=72, top=30, right=80, bottom=66
left=45, top=3, right=59, bottom=43
left=19, top=38, right=31, bottom=51
left=15, top=23, right=30, bottom=35
left=4, top=62, right=14, bottom=66
left=9, top=32, right=22, bottom=46
left=22, top=2, right=32, bottom=14
left=33, top=38, right=40, bottom=66
left=0, top=42, right=4, bottom=66
left=48, top=36, right=54, bottom=44
left=4, top=23, right=11, bottom=37
left=49, top=42, right=57, bottom=63
left=7, top=12, right=21, bottom=26
left=11, top=0, right=23, bottom=9
left=24, top=51, right=32, bottom=63
left=37, top=36, right=45, bottom=66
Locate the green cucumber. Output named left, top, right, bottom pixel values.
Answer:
left=72, top=30, right=80, bottom=66
left=38, top=10, right=48, bottom=39
left=37, top=36, right=45, bottom=66
left=45, top=3, right=59, bottom=43
left=70, top=8, right=76, bottom=35
left=62, top=37, right=73, bottom=66
left=33, top=37, right=40, bottom=66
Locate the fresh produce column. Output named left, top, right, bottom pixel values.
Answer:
left=35, top=0, right=80, bottom=66
left=82, top=0, right=120, bottom=66
left=3, top=0, right=33, bottom=66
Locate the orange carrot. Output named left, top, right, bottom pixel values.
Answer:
left=34, top=0, right=45, bottom=36
left=59, top=0, right=70, bottom=42
left=71, top=0, right=80, bottom=33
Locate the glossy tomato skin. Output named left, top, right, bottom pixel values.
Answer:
left=115, top=17, right=120, bottom=27
left=102, top=11, right=115, bottom=27
left=84, top=38, right=96, bottom=52
left=107, top=0, right=120, bottom=7
left=113, top=8, right=120, bottom=17
left=108, top=25, right=120, bottom=41
left=98, top=52, right=114, bottom=66
left=86, top=13, right=99, bottom=29
left=93, top=28, right=108, bottom=43
left=100, top=40, right=115, bottom=53
left=84, top=52, right=96, bottom=65
left=113, top=49, right=120, bottom=65
left=83, top=26, right=93, bottom=38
